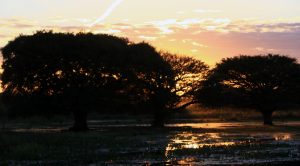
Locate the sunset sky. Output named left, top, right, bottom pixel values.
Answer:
left=1, top=0, right=300, bottom=66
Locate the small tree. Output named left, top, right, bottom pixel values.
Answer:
left=197, top=54, right=300, bottom=125
left=162, top=52, right=208, bottom=111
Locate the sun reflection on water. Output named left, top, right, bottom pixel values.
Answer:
left=165, top=132, right=235, bottom=157
left=165, top=131, right=295, bottom=157
left=167, top=123, right=242, bottom=129
left=273, top=133, right=292, bottom=141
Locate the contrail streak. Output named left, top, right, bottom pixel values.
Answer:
left=88, top=0, right=124, bottom=27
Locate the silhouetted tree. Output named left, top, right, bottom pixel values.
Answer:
left=1, top=31, right=174, bottom=130
left=115, top=43, right=175, bottom=127
left=162, top=52, right=208, bottom=111
left=197, top=54, right=300, bottom=125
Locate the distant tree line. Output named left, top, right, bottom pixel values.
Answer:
left=1, top=31, right=300, bottom=131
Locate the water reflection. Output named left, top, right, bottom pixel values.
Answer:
left=167, top=122, right=245, bottom=129
left=273, top=133, right=292, bottom=141
left=12, top=128, right=65, bottom=133
left=165, top=132, right=236, bottom=156
left=5, top=122, right=300, bottom=165
left=165, top=132, right=296, bottom=157
left=167, top=121, right=300, bottom=129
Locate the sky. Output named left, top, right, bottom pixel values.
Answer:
left=0, top=0, right=300, bottom=66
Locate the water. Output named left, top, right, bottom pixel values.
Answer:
left=164, top=122, right=300, bottom=164
left=164, top=132, right=300, bottom=165
left=5, top=121, right=300, bottom=165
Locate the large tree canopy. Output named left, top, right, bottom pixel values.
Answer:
left=197, top=54, right=300, bottom=125
left=1, top=31, right=174, bottom=130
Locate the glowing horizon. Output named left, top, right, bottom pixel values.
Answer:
left=1, top=0, right=300, bottom=66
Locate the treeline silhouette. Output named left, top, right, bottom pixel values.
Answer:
left=1, top=31, right=300, bottom=131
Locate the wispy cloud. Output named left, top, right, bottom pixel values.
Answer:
left=194, top=9, right=221, bottom=13
left=138, top=35, right=157, bottom=41
left=88, top=0, right=124, bottom=27
left=254, top=47, right=277, bottom=52
left=147, top=18, right=300, bottom=34
left=0, top=18, right=37, bottom=28
left=1, top=17, right=300, bottom=65
left=176, top=11, right=185, bottom=15
left=0, top=34, right=9, bottom=38
left=192, top=42, right=208, bottom=48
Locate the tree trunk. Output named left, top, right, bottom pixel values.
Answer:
left=69, top=110, right=88, bottom=131
left=262, top=111, right=273, bottom=125
left=150, top=91, right=169, bottom=127
left=152, top=109, right=166, bottom=127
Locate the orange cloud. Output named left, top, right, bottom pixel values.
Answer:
left=1, top=17, right=300, bottom=66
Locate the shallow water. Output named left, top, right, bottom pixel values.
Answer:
left=164, top=132, right=300, bottom=165
left=5, top=121, right=300, bottom=165
left=91, top=122, right=300, bottom=165
left=9, top=121, right=300, bottom=132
